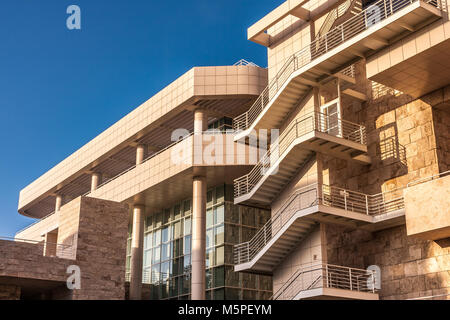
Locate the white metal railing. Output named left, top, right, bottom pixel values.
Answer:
left=318, top=0, right=355, bottom=38
left=83, top=133, right=194, bottom=197
left=406, top=170, right=450, bottom=187
left=234, top=111, right=366, bottom=199
left=271, top=262, right=377, bottom=300
left=0, top=236, right=75, bottom=260
left=15, top=210, right=56, bottom=236
left=233, top=0, right=442, bottom=132
left=233, top=59, right=260, bottom=67
left=233, top=183, right=405, bottom=265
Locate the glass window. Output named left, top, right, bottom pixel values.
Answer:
left=214, top=266, right=225, bottom=287
left=153, top=229, right=161, bottom=247
left=174, top=204, right=181, bottom=220
left=145, top=216, right=153, bottom=231
left=151, top=264, right=160, bottom=284
left=215, top=186, right=224, bottom=204
left=173, top=238, right=182, bottom=258
left=184, top=217, right=191, bottom=235
left=161, top=261, right=171, bottom=281
left=207, top=190, right=213, bottom=207
left=173, top=221, right=181, bottom=239
left=183, top=255, right=191, bottom=274
left=161, top=242, right=172, bottom=261
left=162, top=227, right=170, bottom=243
left=215, top=246, right=224, bottom=266
left=163, top=209, right=170, bottom=224
left=206, top=228, right=214, bottom=249
left=183, top=200, right=191, bottom=216
left=144, top=249, right=152, bottom=267
left=206, top=248, right=215, bottom=268
left=152, top=246, right=161, bottom=264
left=181, top=274, right=190, bottom=295
left=144, top=232, right=152, bottom=249
left=206, top=209, right=213, bottom=228
left=214, top=206, right=224, bottom=224
left=215, top=225, right=224, bottom=246
left=206, top=269, right=212, bottom=289
left=155, top=212, right=162, bottom=228
left=184, top=235, right=191, bottom=254
left=214, top=288, right=225, bottom=300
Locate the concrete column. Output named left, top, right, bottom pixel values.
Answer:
left=194, top=109, right=208, bottom=133
left=191, top=174, right=207, bottom=300
left=90, top=173, right=101, bottom=192
left=136, top=144, right=145, bottom=165
left=129, top=204, right=144, bottom=300
left=55, top=195, right=62, bottom=213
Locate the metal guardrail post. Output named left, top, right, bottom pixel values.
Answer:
left=349, top=269, right=353, bottom=290
left=365, top=195, right=369, bottom=215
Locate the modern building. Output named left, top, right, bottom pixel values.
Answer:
left=1, top=0, right=449, bottom=300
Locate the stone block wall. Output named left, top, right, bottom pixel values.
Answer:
left=325, top=224, right=450, bottom=300
left=0, top=196, right=129, bottom=300
left=67, top=197, right=129, bottom=300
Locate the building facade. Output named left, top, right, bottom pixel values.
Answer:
left=1, top=0, right=449, bottom=300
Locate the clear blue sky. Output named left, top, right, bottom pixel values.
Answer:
left=0, top=0, right=283, bottom=237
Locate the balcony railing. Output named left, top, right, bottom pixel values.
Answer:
left=233, top=0, right=442, bottom=132
left=233, top=183, right=405, bottom=265
left=271, top=262, right=377, bottom=300
left=0, top=236, right=75, bottom=260
left=234, top=111, right=366, bottom=199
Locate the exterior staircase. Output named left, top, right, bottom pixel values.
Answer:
left=270, top=262, right=379, bottom=300
left=233, top=183, right=406, bottom=273
left=233, top=0, right=443, bottom=141
left=234, top=110, right=369, bottom=205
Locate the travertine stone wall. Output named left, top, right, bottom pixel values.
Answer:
left=272, top=225, right=326, bottom=294
left=325, top=224, right=450, bottom=300
left=432, top=107, right=450, bottom=172
left=70, top=197, right=129, bottom=300
left=0, top=197, right=128, bottom=300
left=0, top=285, right=21, bottom=300
left=323, top=61, right=448, bottom=195
left=404, top=175, right=450, bottom=240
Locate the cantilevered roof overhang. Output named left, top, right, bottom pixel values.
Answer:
left=19, top=66, right=267, bottom=218
left=248, top=0, right=349, bottom=46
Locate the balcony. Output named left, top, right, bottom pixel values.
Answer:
left=234, top=0, right=443, bottom=140
left=234, top=183, right=405, bottom=273
left=234, top=111, right=369, bottom=206
left=271, top=263, right=379, bottom=300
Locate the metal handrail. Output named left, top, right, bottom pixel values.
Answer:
left=233, top=182, right=406, bottom=265
left=233, top=0, right=442, bottom=132
left=0, top=236, right=75, bottom=260
left=234, top=111, right=366, bottom=199
left=271, top=262, right=377, bottom=300
left=15, top=210, right=57, bottom=236
left=406, top=170, right=450, bottom=187
left=83, top=132, right=195, bottom=197
left=318, top=0, right=354, bottom=38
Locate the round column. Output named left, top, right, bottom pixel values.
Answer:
left=129, top=204, right=145, bottom=300
left=90, top=173, right=101, bottom=192
left=136, top=144, right=145, bottom=165
left=191, top=174, right=207, bottom=300
left=55, top=195, right=62, bottom=213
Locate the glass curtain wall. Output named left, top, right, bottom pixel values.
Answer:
left=126, top=184, right=272, bottom=300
